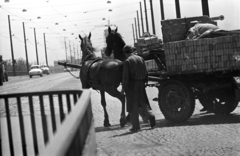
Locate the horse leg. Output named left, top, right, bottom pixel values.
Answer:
left=100, top=90, right=111, bottom=127
left=106, top=86, right=127, bottom=127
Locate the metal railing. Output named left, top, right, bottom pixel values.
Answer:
left=41, top=89, right=95, bottom=156
left=0, top=89, right=94, bottom=156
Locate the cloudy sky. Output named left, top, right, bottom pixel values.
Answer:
left=0, top=0, right=239, bottom=66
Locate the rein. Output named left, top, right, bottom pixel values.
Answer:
left=64, top=53, right=94, bottom=79
left=64, top=67, right=80, bottom=79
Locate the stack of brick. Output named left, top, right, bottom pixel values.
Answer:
left=134, top=35, right=162, bottom=54
left=164, top=35, right=240, bottom=74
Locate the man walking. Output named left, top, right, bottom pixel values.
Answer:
left=121, top=45, right=156, bottom=132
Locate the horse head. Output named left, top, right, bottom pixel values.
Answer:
left=105, top=26, right=126, bottom=61
left=79, top=32, right=96, bottom=61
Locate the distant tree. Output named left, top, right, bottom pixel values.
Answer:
left=5, top=58, right=32, bottom=72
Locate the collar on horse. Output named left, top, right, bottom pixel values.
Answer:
left=81, top=55, right=103, bottom=88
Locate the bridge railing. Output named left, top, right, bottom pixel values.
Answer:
left=0, top=89, right=96, bottom=156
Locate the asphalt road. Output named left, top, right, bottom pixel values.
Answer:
left=1, top=72, right=240, bottom=156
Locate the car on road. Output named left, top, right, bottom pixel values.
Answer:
left=29, top=65, right=43, bottom=78
left=40, top=64, right=50, bottom=74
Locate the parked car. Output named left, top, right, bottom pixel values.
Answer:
left=29, top=65, right=43, bottom=78
left=40, top=65, right=50, bottom=74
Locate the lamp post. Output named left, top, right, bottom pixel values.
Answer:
left=134, top=18, right=138, bottom=40
left=132, top=24, right=136, bottom=44
left=201, top=0, right=210, bottom=16
left=43, top=33, right=48, bottom=66
left=159, top=0, right=165, bottom=20
left=34, top=28, right=39, bottom=65
left=64, top=37, right=68, bottom=62
left=175, top=0, right=181, bottom=18
left=143, top=0, right=149, bottom=32
left=69, top=41, right=72, bottom=63
left=22, top=22, right=29, bottom=73
left=8, top=15, right=16, bottom=76
left=139, top=2, right=144, bottom=34
left=149, top=0, right=156, bottom=34
left=137, top=10, right=141, bottom=37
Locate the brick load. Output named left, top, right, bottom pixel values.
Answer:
left=134, top=35, right=163, bottom=54
left=164, top=35, right=240, bottom=74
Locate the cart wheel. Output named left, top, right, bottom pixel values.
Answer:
left=198, top=88, right=239, bottom=115
left=158, top=79, right=195, bottom=122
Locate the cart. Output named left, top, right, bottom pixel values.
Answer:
left=145, top=15, right=240, bottom=122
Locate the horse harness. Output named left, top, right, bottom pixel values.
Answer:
left=81, top=56, right=103, bottom=88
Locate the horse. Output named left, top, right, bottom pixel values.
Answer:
left=78, top=32, right=127, bottom=127
left=105, top=27, right=126, bottom=61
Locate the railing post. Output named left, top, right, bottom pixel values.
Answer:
left=4, top=98, right=15, bottom=156
left=17, top=97, right=27, bottom=156
left=39, top=95, right=49, bottom=144
left=28, top=96, right=39, bottom=155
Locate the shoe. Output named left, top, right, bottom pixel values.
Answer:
left=200, top=107, right=208, bottom=112
left=129, top=128, right=140, bottom=132
left=149, top=116, right=156, bottom=128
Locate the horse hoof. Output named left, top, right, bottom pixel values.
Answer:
left=120, top=119, right=127, bottom=127
left=104, top=123, right=111, bottom=127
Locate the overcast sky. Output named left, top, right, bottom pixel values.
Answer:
left=0, top=0, right=239, bottom=66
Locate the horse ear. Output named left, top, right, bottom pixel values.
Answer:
left=79, top=34, right=83, bottom=41
left=108, top=26, right=111, bottom=34
left=88, top=32, right=91, bottom=40
left=115, top=27, right=118, bottom=33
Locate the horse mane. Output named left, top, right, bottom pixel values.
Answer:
left=113, top=31, right=126, bottom=46
left=82, top=35, right=96, bottom=52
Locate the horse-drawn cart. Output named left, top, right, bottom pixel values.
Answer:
left=144, top=15, right=240, bottom=122
left=58, top=16, right=240, bottom=125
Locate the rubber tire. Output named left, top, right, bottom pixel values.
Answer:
left=29, top=75, right=32, bottom=78
left=158, top=79, right=195, bottom=122
left=198, top=88, right=239, bottom=115
left=40, top=74, right=43, bottom=77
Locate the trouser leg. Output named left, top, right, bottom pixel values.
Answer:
left=130, top=102, right=140, bottom=129
left=140, top=99, right=156, bottom=128
left=140, top=102, right=155, bottom=118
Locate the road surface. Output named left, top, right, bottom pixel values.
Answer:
left=1, top=72, right=240, bottom=156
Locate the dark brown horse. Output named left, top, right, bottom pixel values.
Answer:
left=105, top=27, right=126, bottom=61
left=79, top=32, right=127, bottom=127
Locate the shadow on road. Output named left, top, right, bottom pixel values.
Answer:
left=155, top=112, right=240, bottom=129
left=95, top=112, right=240, bottom=135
